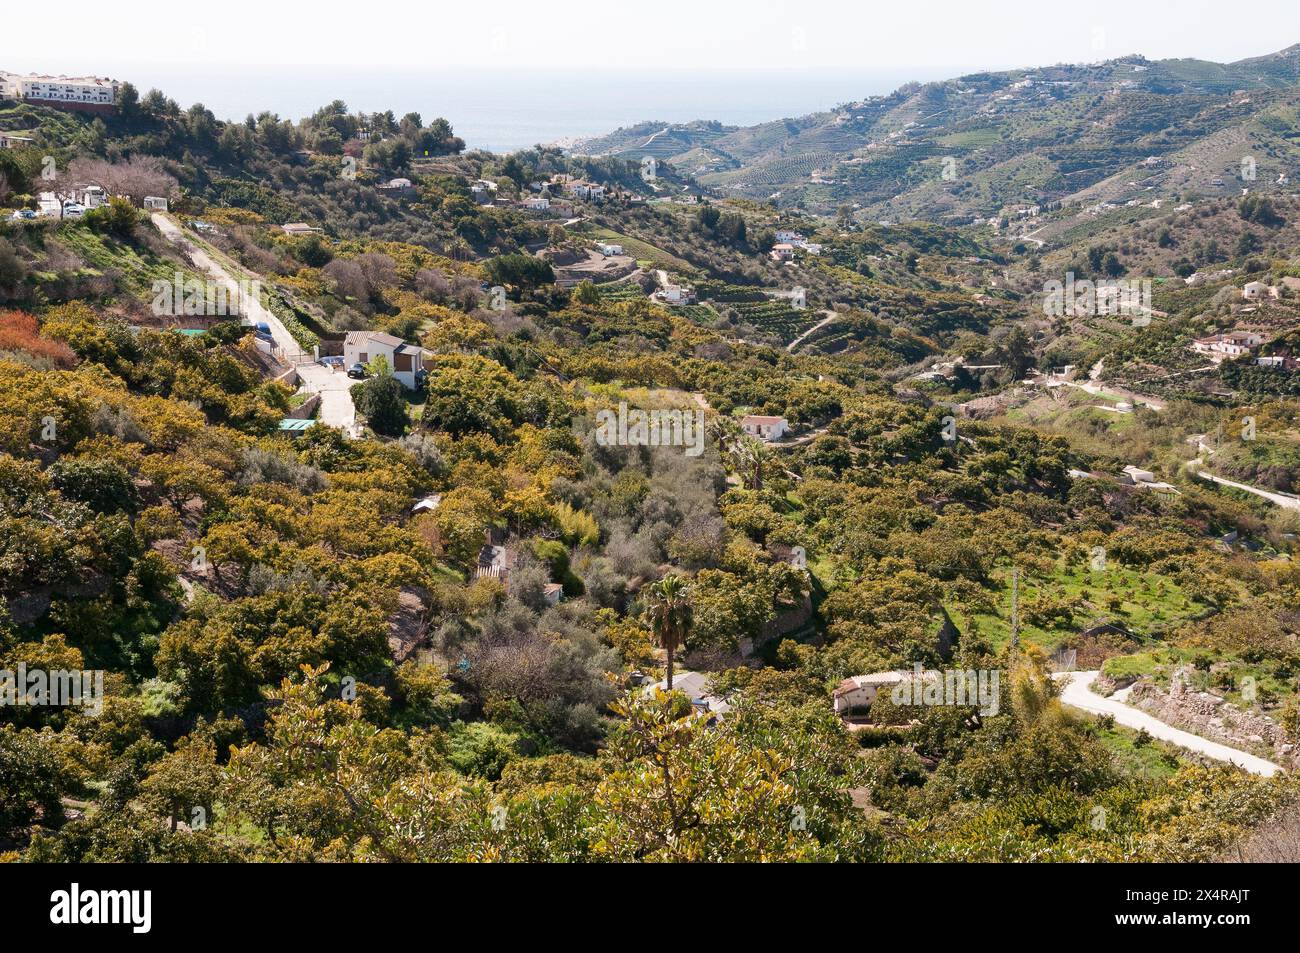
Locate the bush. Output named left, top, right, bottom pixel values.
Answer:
left=351, top=373, right=408, bottom=436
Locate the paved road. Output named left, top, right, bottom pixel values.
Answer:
left=1190, top=468, right=1300, bottom=510
left=152, top=213, right=358, bottom=435
left=1054, top=671, right=1282, bottom=776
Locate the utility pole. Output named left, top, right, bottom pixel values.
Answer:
left=1010, top=566, right=1020, bottom=650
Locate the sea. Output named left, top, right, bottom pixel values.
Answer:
left=112, top=67, right=967, bottom=153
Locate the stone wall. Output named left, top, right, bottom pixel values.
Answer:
left=1128, top=672, right=1295, bottom=767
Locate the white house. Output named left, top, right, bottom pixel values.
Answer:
left=1191, top=331, right=1263, bottom=360
left=344, top=330, right=425, bottom=389
left=656, top=284, right=697, bottom=305
left=596, top=243, right=624, bottom=257
left=0, top=134, right=35, bottom=149
left=643, top=671, right=731, bottom=718
left=1121, top=465, right=1156, bottom=485
left=833, top=672, right=912, bottom=714
left=770, top=243, right=795, bottom=261
left=775, top=230, right=805, bottom=244
left=522, top=196, right=550, bottom=212
left=1243, top=281, right=1270, bottom=300
left=740, top=414, right=788, bottom=441
left=567, top=181, right=605, bottom=201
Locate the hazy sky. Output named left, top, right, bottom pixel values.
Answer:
left=4, top=0, right=1299, bottom=76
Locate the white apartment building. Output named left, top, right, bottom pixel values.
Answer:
left=2, top=72, right=119, bottom=109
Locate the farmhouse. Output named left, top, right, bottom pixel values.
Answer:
left=643, top=671, right=730, bottom=718
left=343, top=330, right=425, bottom=389
left=281, top=222, right=321, bottom=235
left=770, top=243, right=795, bottom=261
left=833, top=671, right=912, bottom=714
left=1242, top=281, right=1272, bottom=300
left=566, top=181, right=605, bottom=201
left=1191, top=330, right=1263, bottom=360
left=740, top=414, right=789, bottom=441
left=596, top=243, right=624, bottom=257
left=656, top=284, right=697, bottom=305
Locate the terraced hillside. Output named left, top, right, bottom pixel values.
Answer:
left=570, top=46, right=1300, bottom=222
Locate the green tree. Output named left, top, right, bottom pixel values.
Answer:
left=351, top=371, right=408, bottom=437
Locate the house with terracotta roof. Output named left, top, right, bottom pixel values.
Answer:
left=740, top=414, right=788, bottom=441
left=832, top=671, right=913, bottom=714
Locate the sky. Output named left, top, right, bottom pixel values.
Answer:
left=4, top=0, right=1299, bottom=77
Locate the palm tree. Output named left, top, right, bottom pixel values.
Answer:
left=733, top=436, right=772, bottom=491
left=644, top=574, right=693, bottom=691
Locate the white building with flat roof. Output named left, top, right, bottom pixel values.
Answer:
left=2, top=72, right=118, bottom=110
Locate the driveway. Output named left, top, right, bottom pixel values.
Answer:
left=152, top=213, right=358, bottom=435
left=296, top=362, right=359, bottom=434
left=1054, top=671, right=1282, bottom=776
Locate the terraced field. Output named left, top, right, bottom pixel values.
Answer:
left=692, top=280, right=819, bottom=343
left=595, top=283, right=648, bottom=303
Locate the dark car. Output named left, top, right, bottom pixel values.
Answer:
left=346, top=363, right=367, bottom=379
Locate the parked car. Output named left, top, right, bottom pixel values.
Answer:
left=9, top=209, right=36, bottom=220
left=62, top=202, right=85, bottom=218
left=255, top=322, right=271, bottom=336
left=346, top=363, right=367, bottom=379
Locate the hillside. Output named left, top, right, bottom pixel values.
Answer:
left=571, top=47, right=1300, bottom=222
left=1, top=45, right=1299, bottom=871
